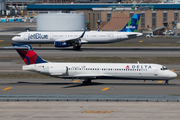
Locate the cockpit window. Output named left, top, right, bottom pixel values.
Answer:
left=161, top=66, right=169, bottom=70
left=15, top=35, right=21, bottom=37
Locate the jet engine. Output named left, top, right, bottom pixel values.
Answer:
left=41, top=66, right=68, bottom=76
left=54, top=41, right=69, bottom=47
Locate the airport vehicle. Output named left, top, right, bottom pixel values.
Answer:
left=6, top=43, right=177, bottom=85
left=12, top=14, right=143, bottom=50
left=146, top=33, right=154, bottom=37
left=163, top=30, right=174, bottom=35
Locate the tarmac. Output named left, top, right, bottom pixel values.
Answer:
left=0, top=22, right=180, bottom=120
left=0, top=102, right=180, bottom=120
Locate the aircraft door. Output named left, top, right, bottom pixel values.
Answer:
left=154, top=69, right=158, bottom=76
left=24, top=33, right=28, bottom=41
left=139, top=69, right=142, bottom=77
left=50, top=33, right=53, bottom=40
left=117, top=33, right=121, bottom=40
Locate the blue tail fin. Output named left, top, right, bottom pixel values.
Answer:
left=120, top=14, right=141, bottom=32
left=12, top=43, right=48, bottom=65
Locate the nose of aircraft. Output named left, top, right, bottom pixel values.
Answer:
left=12, top=37, right=16, bottom=42
left=169, top=71, right=177, bottom=79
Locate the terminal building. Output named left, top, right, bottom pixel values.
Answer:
left=0, top=0, right=5, bottom=15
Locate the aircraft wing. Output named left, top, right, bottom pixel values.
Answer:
left=54, top=31, right=86, bottom=43
left=59, top=74, right=110, bottom=79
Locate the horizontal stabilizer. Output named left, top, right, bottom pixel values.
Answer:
left=4, top=46, right=29, bottom=50
left=127, top=34, right=137, bottom=38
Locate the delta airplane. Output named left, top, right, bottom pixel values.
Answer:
left=6, top=43, right=177, bottom=85
left=12, top=14, right=143, bottom=50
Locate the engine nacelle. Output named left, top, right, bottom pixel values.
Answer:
left=41, top=66, right=68, bottom=76
left=54, top=41, right=69, bottom=47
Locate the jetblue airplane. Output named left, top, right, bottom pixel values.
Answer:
left=12, top=14, right=143, bottom=50
left=6, top=43, right=177, bottom=85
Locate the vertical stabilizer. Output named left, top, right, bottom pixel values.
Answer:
left=12, top=44, right=48, bottom=65
left=120, top=14, right=141, bottom=32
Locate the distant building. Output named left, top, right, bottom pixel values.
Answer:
left=173, top=0, right=180, bottom=3
left=101, top=12, right=131, bottom=31
left=25, top=4, right=180, bottom=30
left=0, top=0, right=5, bottom=10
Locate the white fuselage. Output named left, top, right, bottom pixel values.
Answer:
left=23, top=62, right=177, bottom=80
left=12, top=31, right=143, bottom=44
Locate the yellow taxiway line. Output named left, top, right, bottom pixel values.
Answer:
left=72, top=80, right=80, bottom=83
left=3, top=87, right=12, bottom=91
left=0, top=40, right=4, bottom=42
left=101, top=87, right=110, bottom=91
left=139, top=40, right=143, bottom=43
left=158, top=81, right=163, bottom=83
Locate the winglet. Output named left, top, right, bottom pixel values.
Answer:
left=120, top=14, right=141, bottom=32
left=79, top=30, right=86, bottom=38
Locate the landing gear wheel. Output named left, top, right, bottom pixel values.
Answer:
left=165, top=80, right=169, bottom=85
left=73, top=46, right=81, bottom=50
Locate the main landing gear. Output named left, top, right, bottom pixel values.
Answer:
left=82, top=79, right=91, bottom=85
left=73, top=45, right=81, bottom=50
left=165, top=80, right=169, bottom=85
left=73, top=42, right=81, bottom=50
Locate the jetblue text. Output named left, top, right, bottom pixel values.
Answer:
left=28, top=33, right=48, bottom=40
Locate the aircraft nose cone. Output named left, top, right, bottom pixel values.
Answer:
left=12, top=37, right=16, bottom=42
left=170, top=72, right=177, bottom=79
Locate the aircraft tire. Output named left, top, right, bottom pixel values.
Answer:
left=73, top=46, right=81, bottom=50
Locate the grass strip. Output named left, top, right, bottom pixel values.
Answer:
left=1, top=57, right=180, bottom=65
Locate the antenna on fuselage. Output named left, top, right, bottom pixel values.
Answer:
left=137, top=61, right=139, bottom=64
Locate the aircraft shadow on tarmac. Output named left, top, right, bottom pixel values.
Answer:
left=0, top=81, right=177, bottom=88
left=63, top=82, right=178, bottom=88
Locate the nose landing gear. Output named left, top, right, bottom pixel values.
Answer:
left=165, top=80, right=169, bottom=85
